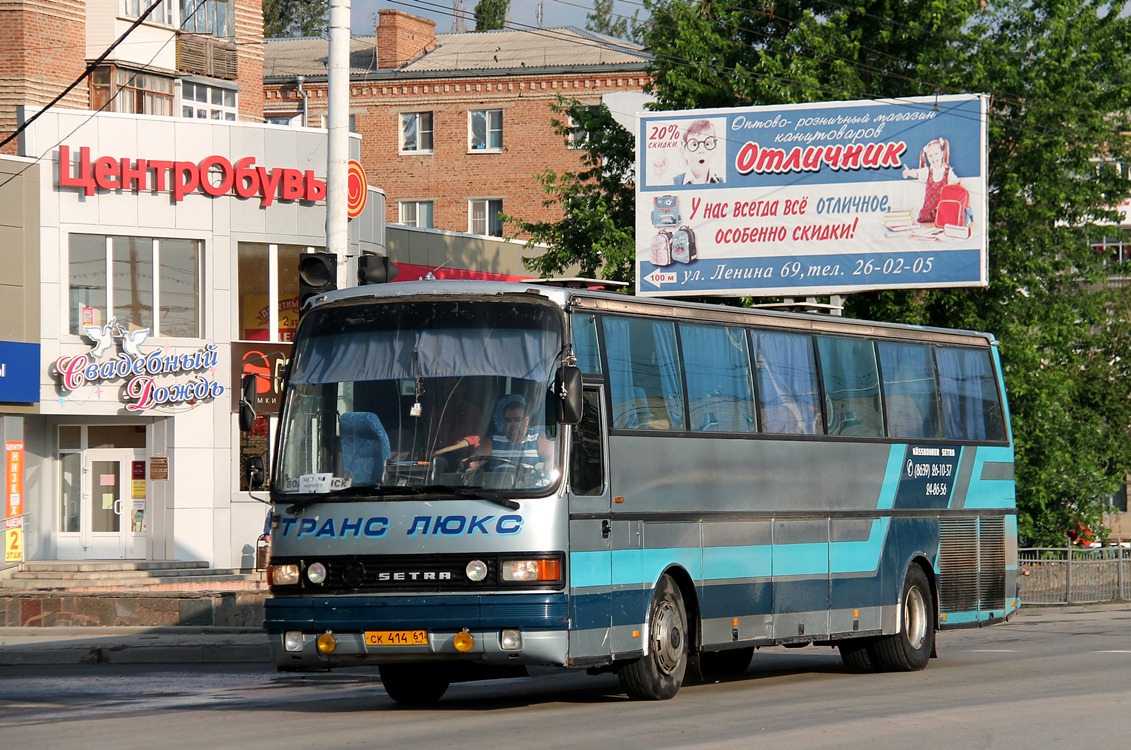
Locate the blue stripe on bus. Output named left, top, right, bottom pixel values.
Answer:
left=264, top=594, right=569, bottom=632
left=570, top=517, right=894, bottom=589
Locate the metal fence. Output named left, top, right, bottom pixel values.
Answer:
left=1018, top=547, right=1131, bottom=605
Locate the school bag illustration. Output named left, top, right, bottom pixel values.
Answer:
left=671, top=225, right=697, bottom=264
left=935, top=184, right=970, bottom=228
left=651, top=195, right=680, bottom=226
left=650, top=230, right=673, bottom=266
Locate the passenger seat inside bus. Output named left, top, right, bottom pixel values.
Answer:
left=339, top=412, right=391, bottom=486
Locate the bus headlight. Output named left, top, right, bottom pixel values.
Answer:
left=306, top=561, right=328, bottom=584
left=501, top=559, right=561, bottom=583
left=465, top=559, right=488, bottom=582
left=269, top=564, right=300, bottom=586
left=284, top=631, right=305, bottom=652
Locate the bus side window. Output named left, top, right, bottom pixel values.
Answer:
left=752, top=330, right=823, bottom=435
left=570, top=389, right=605, bottom=496
left=937, top=347, right=1006, bottom=441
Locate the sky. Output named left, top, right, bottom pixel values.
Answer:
left=348, top=0, right=647, bottom=35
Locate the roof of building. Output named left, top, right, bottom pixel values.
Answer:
left=263, top=27, right=650, bottom=80
left=263, top=36, right=381, bottom=78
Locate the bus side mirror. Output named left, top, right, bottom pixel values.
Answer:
left=556, top=365, right=583, bottom=425
left=238, top=373, right=257, bottom=432
left=245, top=454, right=265, bottom=489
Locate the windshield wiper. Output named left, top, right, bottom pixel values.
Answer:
left=281, top=485, right=408, bottom=514
left=412, top=484, right=520, bottom=510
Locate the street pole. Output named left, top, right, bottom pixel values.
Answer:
left=327, top=0, right=350, bottom=288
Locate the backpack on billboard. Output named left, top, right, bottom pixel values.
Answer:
left=935, top=183, right=970, bottom=228
left=651, top=195, right=681, bottom=227
left=671, top=225, right=697, bottom=264
left=650, top=231, right=673, bottom=266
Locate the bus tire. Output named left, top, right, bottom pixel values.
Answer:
left=871, top=565, right=934, bottom=672
left=616, top=575, right=688, bottom=700
left=838, top=638, right=877, bottom=673
left=698, top=646, right=754, bottom=678
left=379, top=663, right=450, bottom=705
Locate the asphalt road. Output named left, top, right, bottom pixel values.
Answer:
left=1, top=606, right=1128, bottom=750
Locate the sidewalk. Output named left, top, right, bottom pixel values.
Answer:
left=0, top=626, right=271, bottom=666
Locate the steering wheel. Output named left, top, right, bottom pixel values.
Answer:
left=460, top=454, right=521, bottom=487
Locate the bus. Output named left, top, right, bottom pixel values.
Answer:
left=254, top=280, right=1018, bottom=703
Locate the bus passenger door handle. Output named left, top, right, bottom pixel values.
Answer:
left=601, top=520, right=611, bottom=539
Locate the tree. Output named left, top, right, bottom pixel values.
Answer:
left=474, top=0, right=509, bottom=31
left=510, top=99, right=637, bottom=282
left=263, top=0, right=327, bottom=38
left=587, top=0, right=643, bottom=42
left=520, top=0, right=1131, bottom=545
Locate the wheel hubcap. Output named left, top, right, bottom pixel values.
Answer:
left=905, top=585, right=927, bottom=649
left=652, top=599, right=684, bottom=674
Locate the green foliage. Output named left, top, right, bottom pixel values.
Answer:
left=474, top=0, right=510, bottom=31
left=263, top=0, right=327, bottom=38
left=587, top=0, right=644, bottom=42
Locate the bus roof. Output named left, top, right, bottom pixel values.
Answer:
left=305, top=280, right=998, bottom=347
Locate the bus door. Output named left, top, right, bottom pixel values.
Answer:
left=566, top=386, right=614, bottom=660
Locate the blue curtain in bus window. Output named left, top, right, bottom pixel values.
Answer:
left=936, top=347, right=1006, bottom=441
left=752, top=331, right=822, bottom=434
left=878, top=341, right=942, bottom=439
left=816, top=336, right=884, bottom=437
left=605, top=317, right=685, bottom=430
left=680, top=323, right=756, bottom=432
left=571, top=313, right=602, bottom=374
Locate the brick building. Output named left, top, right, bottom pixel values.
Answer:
left=0, top=0, right=265, bottom=155
left=263, top=9, right=651, bottom=238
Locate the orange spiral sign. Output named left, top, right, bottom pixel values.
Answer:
left=347, top=160, right=367, bottom=218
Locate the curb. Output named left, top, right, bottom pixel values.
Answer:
left=0, top=626, right=272, bottom=666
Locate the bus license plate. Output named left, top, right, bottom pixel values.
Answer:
left=364, top=630, right=429, bottom=646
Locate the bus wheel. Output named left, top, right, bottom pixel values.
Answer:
left=871, top=565, right=934, bottom=672
left=838, top=638, right=877, bottom=673
left=379, top=663, right=451, bottom=705
left=698, top=646, right=754, bottom=679
left=616, top=575, right=688, bottom=700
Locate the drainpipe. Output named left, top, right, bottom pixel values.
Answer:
left=295, top=75, right=308, bottom=127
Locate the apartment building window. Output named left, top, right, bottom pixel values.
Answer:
left=398, top=201, right=434, bottom=228
left=69, top=235, right=202, bottom=338
left=469, top=109, right=503, bottom=151
left=181, top=81, right=237, bottom=120
left=568, top=105, right=603, bottom=148
left=122, top=0, right=173, bottom=24
left=90, top=66, right=174, bottom=116
left=469, top=199, right=504, bottom=236
left=180, top=0, right=233, bottom=38
left=400, top=112, right=434, bottom=153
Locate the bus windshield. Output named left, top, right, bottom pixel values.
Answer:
left=276, top=298, right=564, bottom=497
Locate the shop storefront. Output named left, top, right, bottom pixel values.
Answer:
left=3, top=108, right=384, bottom=569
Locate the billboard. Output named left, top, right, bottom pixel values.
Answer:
left=636, top=95, right=988, bottom=297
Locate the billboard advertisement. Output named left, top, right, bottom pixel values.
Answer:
left=636, top=95, right=988, bottom=297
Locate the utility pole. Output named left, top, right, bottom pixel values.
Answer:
left=326, top=0, right=350, bottom=287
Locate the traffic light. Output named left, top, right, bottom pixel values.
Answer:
left=298, top=252, right=337, bottom=309
left=358, top=253, right=399, bottom=285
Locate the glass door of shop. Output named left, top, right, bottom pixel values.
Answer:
left=81, top=449, right=146, bottom=559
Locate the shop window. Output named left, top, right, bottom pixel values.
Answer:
left=181, top=80, right=237, bottom=121
left=180, top=0, right=233, bottom=38
left=469, top=109, right=503, bottom=151
left=237, top=243, right=320, bottom=342
left=90, top=65, right=174, bottom=116
left=398, top=200, right=434, bottom=228
left=68, top=235, right=202, bottom=338
left=469, top=198, right=504, bottom=236
left=240, top=415, right=272, bottom=491
left=400, top=112, right=434, bottom=153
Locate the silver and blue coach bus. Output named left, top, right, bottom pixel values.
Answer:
left=254, top=280, right=1017, bottom=703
